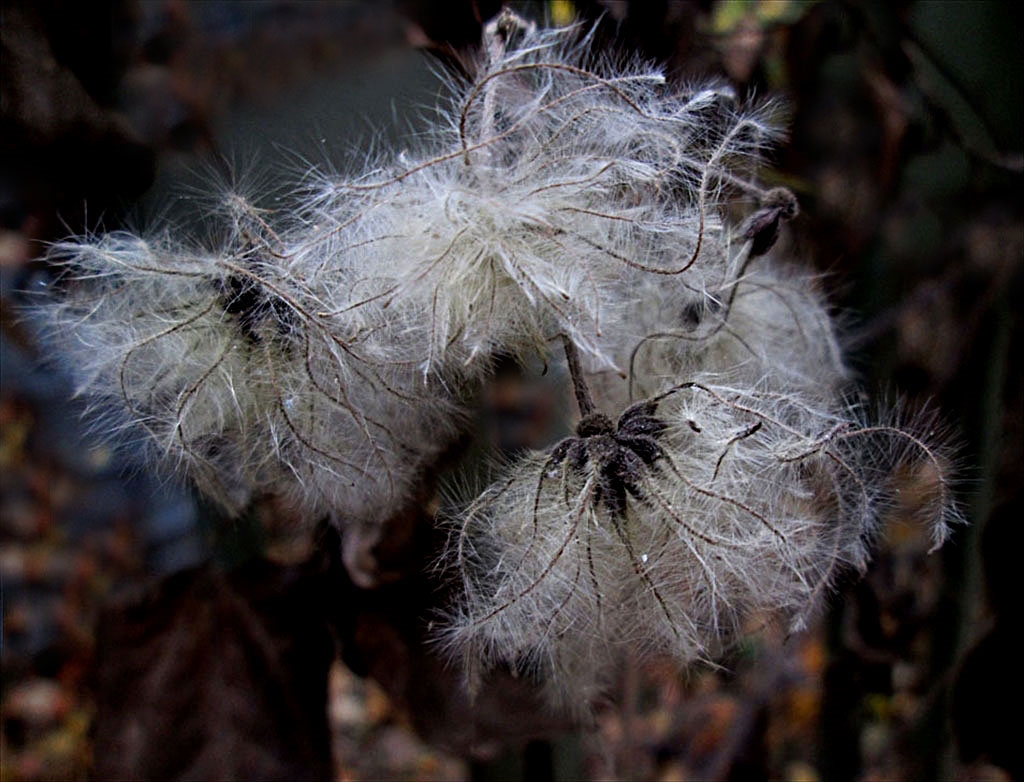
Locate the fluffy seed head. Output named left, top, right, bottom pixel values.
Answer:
left=26, top=10, right=960, bottom=712
left=438, top=374, right=957, bottom=712
left=302, top=12, right=782, bottom=376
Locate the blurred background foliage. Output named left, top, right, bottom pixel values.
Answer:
left=1, top=1, right=1021, bottom=779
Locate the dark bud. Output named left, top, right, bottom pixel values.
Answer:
left=488, top=8, right=534, bottom=47
left=742, top=187, right=799, bottom=258
left=576, top=412, right=615, bottom=437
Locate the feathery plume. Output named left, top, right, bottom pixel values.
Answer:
left=306, top=9, right=782, bottom=375
left=28, top=8, right=960, bottom=712
left=33, top=10, right=783, bottom=525
left=40, top=215, right=467, bottom=523
left=433, top=14, right=958, bottom=707
left=439, top=371, right=957, bottom=712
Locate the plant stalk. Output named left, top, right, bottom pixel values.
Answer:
left=562, top=335, right=596, bottom=419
